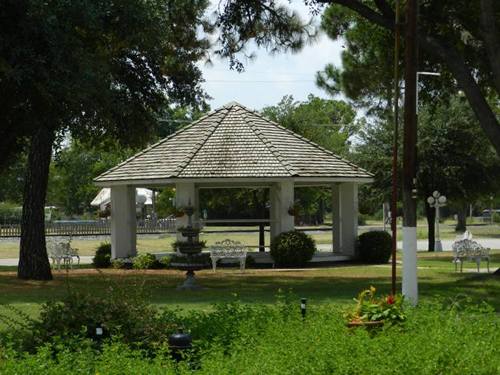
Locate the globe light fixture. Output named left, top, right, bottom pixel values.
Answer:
left=427, top=191, right=447, bottom=252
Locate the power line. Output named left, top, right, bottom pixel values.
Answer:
left=204, top=79, right=314, bottom=83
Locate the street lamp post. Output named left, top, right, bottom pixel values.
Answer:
left=416, top=72, right=441, bottom=114
left=427, top=191, right=447, bottom=252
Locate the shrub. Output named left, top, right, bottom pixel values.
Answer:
left=356, top=230, right=392, bottom=264
left=1, top=299, right=499, bottom=374
left=270, top=230, right=316, bottom=267
left=110, top=258, right=126, bottom=269
left=132, top=253, right=162, bottom=269
left=92, top=243, right=111, bottom=268
left=26, top=284, right=178, bottom=352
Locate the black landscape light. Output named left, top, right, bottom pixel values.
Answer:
left=300, top=298, right=307, bottom=320
left=168, top=330, right=193, bottom=362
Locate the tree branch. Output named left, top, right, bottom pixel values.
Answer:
left=418, top=34, right=500, bottom=155
left=318, top=0, right=500, bottom=155
left=479, top=0, right=500, bottom=94
left=317, top=0, right=394, bottom=30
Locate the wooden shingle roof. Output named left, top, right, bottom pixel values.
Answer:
left=95, top=102, right=372, bottom=183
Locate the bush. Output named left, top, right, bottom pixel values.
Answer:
left=356, top=230, right=392, bottom=263
left=92, top=243, right=111, bottom=268
left=270, top=230, right=316, bottom=267
left=132, top=253, right=162, bottom=269
left=1, top=299, right=499, bottom=374
left=24, top=283, right=178, bottom=352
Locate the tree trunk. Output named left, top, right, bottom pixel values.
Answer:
left=455, top=206, right=467, bottom=233
left=425, top=201, right=435, bottom=252
left=18, top=126, right=54, bottom=280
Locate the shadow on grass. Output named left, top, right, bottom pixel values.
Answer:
left=0, top=263, right=499, bottom=313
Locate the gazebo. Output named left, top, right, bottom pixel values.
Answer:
left=94, top=102, right=373, bottom=260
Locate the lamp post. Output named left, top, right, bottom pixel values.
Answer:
left=490, top=196, right=494, bottom=225
left=416, top=72, right=441, bottom=114
left=427, top=191, right=447, bottom=252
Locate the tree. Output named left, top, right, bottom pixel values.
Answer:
left=47, top=141, right=136, bottom=216
left=417, top=96, right=500, bottom=236
left=261, top=94, right=360, bottom=155
left=353, top=95, right=500, bottom=250
left=213, top=1, right=500, bottom=156
left=262, top=95, right=362, bottom=223
left=1, top=0, right=210, bottom=279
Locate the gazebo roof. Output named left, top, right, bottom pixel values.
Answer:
left=95, top=102, right=372, bottom=185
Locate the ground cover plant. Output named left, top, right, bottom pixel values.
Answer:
left=0, top=293, right=498, bottom=374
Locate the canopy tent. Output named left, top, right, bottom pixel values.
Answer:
left=91, top=188, right=153, bottom=211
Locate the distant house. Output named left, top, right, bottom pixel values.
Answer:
left=91, top=188, right=153, bottom=212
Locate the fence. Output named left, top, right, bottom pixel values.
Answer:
left=0, top=219, right=176, bottom=237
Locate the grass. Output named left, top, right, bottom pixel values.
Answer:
left=0, top=251, right=498, bottom=328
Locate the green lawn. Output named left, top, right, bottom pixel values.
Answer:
left=0, top=251, right=498, bottom=328
left=0, top=223, right=498, bottom=258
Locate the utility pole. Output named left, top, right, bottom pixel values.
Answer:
left=402, top=0, right=418, bottom=304
left=390, top=0, right=400, bottom=297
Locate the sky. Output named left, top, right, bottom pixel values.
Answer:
left=200, top=2, right=343, bottom=111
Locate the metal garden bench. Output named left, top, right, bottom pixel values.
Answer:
left=47, top=237, right=80, bottom=270
left=209, top=239, right=247, bottom=272
left=451, top=231, right=490, bottom=273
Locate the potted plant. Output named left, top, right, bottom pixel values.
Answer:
left=287, top=204, right=301, bottom=216
left=346, top=286, right=406, bottom=328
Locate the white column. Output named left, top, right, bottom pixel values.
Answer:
left=269, top=184, right=281, bottom=240
left=332, top=184, right=341, bottom=253
left=175, top=182, right=196, bottom=241
left=110, top=185, right=137, bottom=258
left=332, top=183, right=358, bottom=255
left=279, top=180, right=294, bottom=233
left=269, top=181, right=294, bottom=242
left=402, top=227, right=418, bottom=304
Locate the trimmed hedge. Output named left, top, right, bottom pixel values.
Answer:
left=356, top=230, right=392, bottom=263
left=270, top=230, right=316, bottom=267
left=92, top=243, right=111, bottom=268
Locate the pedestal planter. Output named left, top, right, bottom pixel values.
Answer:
left=173, top=205, right=206, bottom=290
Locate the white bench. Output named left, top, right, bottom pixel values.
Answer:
left=47, top=237, right=80, bottom=270
left=452, top=232, right=490, bottom=273
left=209, top=239, right=247, bottom=272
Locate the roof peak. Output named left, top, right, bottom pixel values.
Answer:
left=222, top=101, right=248, bottom=109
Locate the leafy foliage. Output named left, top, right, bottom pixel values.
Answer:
left=92, top=243, right=111, bottom=269
left=132, top=253, right=163, bottom=270
left=270, top=230, right=316, bottom=267
left=356, top=231, right=392, bottom=264
left=347, top=286, right=406, bottom=325
left=1, top=298, right=499, bottom=374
